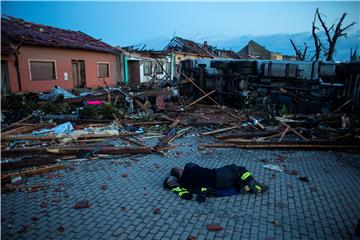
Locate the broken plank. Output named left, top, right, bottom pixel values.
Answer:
left=127, top=121, right=170, bottom=126
left=201, top=126, right=239, bottom=136
left=1, top=132, right=134, bottom=142
left=1, top=135, right=57, bottom=141
left=278, top=126, right=290, bottom=142
left=280, top=122, right=308, bottom=141
left=1, top=164, right=65, bottom=180
left=185, top=90, right=216, bottom=108
left=1, top=126, right=29, bottom=135
left=134, top=98, right=150, bottom=114
left=181, top=73, right=243, bottom=121
left=2, top=146, right=153, bottom=157
left=181, top=73, right=220, bottom=106
left=45, top=147, right=153, bottom=155
left=10, top=114, right=34, bottom=126
left=333, top=99, right=351, bottom=112
left=222, top=138, right=253, bottom=143
left=169, top=119, right=181, bottom=128
left=200, top=142, right=360, bottom=151
left=217, top=130, right=282, bottom=140
left=2, top=123, right=54, bottom=136
left=1, top=156, right=58, bottom=171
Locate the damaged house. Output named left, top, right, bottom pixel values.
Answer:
left=1, top=16, right=123, bottom=94
left=163, top=36, right=240, bottom=79
left=238, top=40, right=296, bottom=60
left=121, top=49, right=172, bottom=88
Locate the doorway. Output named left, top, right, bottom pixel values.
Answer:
left=127, top=60, right=140, bottom=88
left=1, top=60, right=10, bottom=95
left=72, top=60, right=86, bottom=88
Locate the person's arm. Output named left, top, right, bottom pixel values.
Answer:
left=239, top=170, right=268, bottom=194
left=170, top=186, right=193, bottom=200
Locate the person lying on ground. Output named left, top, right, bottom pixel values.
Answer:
left=163, top=162, right=268, bottom=202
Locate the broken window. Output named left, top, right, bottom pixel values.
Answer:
left=98, top=63, right=110, bottom=77
left=155, top=61, right=163, bottom=74
left=29, top=60, right=56, bottom=81
left=144, top=61, right=152, bottom=76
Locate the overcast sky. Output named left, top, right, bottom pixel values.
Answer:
left=1, top=1, right=359, bottom=48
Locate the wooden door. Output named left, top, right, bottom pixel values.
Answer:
left=72, top=60, right=86, bottom=88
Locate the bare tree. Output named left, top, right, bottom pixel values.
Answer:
left=311, top=8, right=324, bottom=60
left=316, top=8, right=356, bottom=61
left=290, top=39, right=308, bottom=60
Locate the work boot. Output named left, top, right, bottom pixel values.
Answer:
left=196, top=187, right=208, bottom=202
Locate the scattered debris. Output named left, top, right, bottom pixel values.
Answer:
left=40, top=201, right=48, bottom=208
left=187, top=235, right=197, bottom=240
left=207, top=224, right=224, bottom=232
left=73, top=200, right=91, bottom=209
left=263, top=164, right=284, bottom=172
left=271, top=220, right=283, bottom=228
left=153, top=208, right=161, bottom=214
left=17, top=224, right=29, bottom=234
left=121, top=206, right=128, bottom=212
left=299, top=176, right=310, bottom=182
left=57, top=226, right=65, bottom=232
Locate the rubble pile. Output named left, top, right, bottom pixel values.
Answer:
left=1, top=77, right=359, bottom=191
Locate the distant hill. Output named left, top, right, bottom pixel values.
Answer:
left=141, top=30, right=359, bottom=61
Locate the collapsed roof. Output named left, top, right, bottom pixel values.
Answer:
left=163, top=36, right=216, bottom=57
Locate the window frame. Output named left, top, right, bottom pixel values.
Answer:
left=28, top=59, right=57, bottom=81
left=155, top=61, right=164, bottom=74
left=97, top=62, right=110, bottom=78
left=143, top=60, right=153, bottom=76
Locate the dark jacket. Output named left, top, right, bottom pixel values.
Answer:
left=179, top=162, right=250, bottom=190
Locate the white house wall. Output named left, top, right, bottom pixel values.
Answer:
left=140, top=57, right=171, bottom=83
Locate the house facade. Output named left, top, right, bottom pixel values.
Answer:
left=1, top=16, right=122, bottom=94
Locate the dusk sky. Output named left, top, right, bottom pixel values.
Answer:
left=1, top=1, right=359, bottom=52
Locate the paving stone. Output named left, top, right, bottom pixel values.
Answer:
left=1, top=136, right=360, bottom=239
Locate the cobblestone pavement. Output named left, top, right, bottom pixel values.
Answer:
left=1, top=134, right=360, bottom=240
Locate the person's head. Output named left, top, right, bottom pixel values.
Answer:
left=163, top=176, right=180, bottom=189
left=170, top=167, right=183, bottom=179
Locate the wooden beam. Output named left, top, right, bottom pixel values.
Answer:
left=280, top=122, right=309, bottom=141
left=201, top=126, right=239, bottom=136
left=1, top=164, right=65, bottom=180
left=185, top=90, right=216, bottom=108
left=134, top=98, right=150, bottom=114
left=1, top=132, right=139, bottom=142
left=1, top=156, right=58, bottom=171
left=127, top=121, right=170, bottom=126
left=181, top=73, right=220, bottom=106
left=200, top=142, right=360, bottom=151
left=279, top=126, right=290, bottom=142
left=181, top=72, right=243, bottom=121
left=169, top=119, right=181, bottom=128
left=217, top=130, right=282, bottom=140
left=2, top=146, right=153, bottom=157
